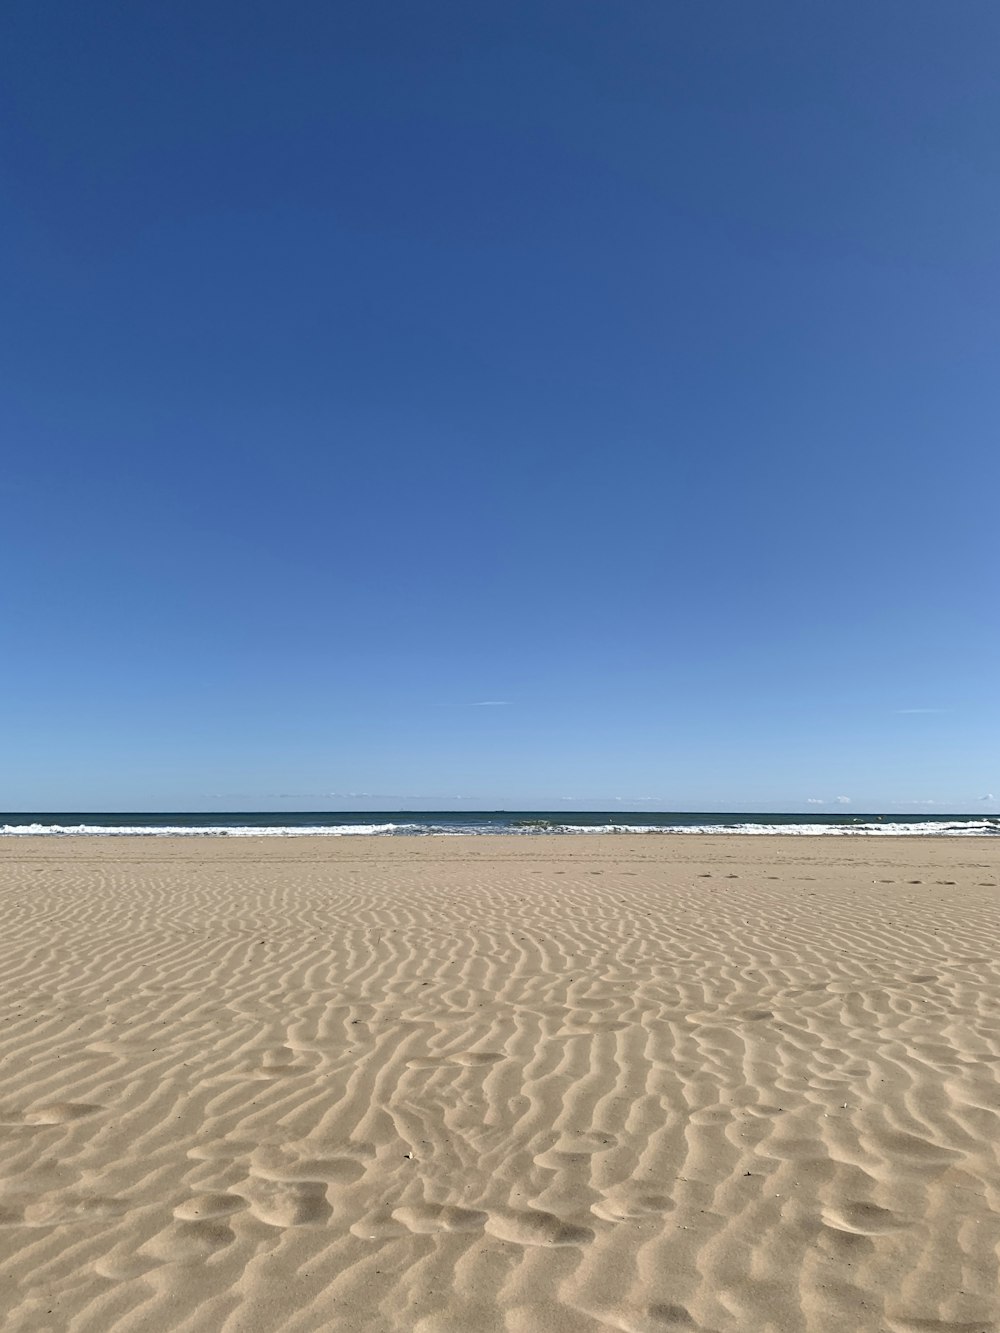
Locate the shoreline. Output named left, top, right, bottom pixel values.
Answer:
left=2, top=829, right=999, bottom=846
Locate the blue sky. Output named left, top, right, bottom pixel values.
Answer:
left=2, top=1, right=997, bottom=813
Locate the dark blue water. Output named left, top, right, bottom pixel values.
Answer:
left=2, top=812, right=998, bottom=836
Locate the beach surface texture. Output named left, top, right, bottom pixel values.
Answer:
left=1, top=834, right=998, bottom=1332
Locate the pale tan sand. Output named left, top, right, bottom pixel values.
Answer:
left=1, top=835, right=999, bottom=1333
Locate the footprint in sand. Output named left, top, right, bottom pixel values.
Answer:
left=541, top=1130, right=618, bottom=1155
left=186, top=1138, right=259, bottom=1163
left=257, top=1046, right=322, bottom=1075
left=534, top=1132, right=618, bottom=1169
left=351, top=1211, right=410, bottom=1240
left=250, top=1144, right=366, bottom=1185
left=173, top=1193, right=246, bottom=1221
left=92, top=1251, right=162, bottom=1280
left=86, top=1038, right=161, bottom=1056
left=351, top=1204, right=486, bottom=1239
left=873, top=1132, right=960, bottom=1167
left=230, top=1142, right=367, bottom=1227
left=239, top=1175, right=332, bottom=1228
left=592, top=1189, right=674, bottom=1222
left=684, top=1007, right=770, bottom=1026
left=483, top=1207, right=593, bottom=1247
left=145, top=1219, right=236, bottom=1262
left=406, top=1051, right=505, bottom=1069
left=645, top=1303, right=702, bottom=1330
left=23, top=1103, right=103, bottom=1125
left=22, top=1193, right=129, bottom=1226
left=590, top=1300, right=701, bottom=1331
left=208, top=1046, right=322, bottom=1083
left=688, top=1106, right=732, bottom=1126
left=559, top=1016, right=629, bottom=1034
left=189, top=1136, right=374, bottom=1171
left=821, top=1201, right=907, bottom=1235
left=391, top=1203, right=488, bottom=1234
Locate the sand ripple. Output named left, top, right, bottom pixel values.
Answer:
left=0, top=835, right=999, bottom=1330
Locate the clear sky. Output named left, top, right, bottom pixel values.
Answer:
left=2, top=2, right=997, bottom=813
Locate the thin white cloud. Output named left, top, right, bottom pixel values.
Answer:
left=909, top=799, right=936, bottom=806
left=273, top=792, right=381, bottom=800
left=894, top=708, right=947, bottom=715
left=981, top=794, right=996, bottom=802
left=835, top=795, right=851, bottom=805
left=471, top=700, right=511, bottom=706
left=807, top=798, right=824, bottom=805
left=272, top=792, right=475, bottom=802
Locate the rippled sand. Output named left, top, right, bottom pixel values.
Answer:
left=1, top=834, right=999, bottom=1332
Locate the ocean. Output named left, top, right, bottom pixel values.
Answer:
left=1, top=812, right=997, bottom=837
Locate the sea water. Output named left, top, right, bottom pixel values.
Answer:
left=1, top=812, right=997, bottom=837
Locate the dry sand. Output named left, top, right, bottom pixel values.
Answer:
left=1, top=834, right=999, bottom=1333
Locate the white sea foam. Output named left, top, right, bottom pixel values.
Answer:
left=554, top=821, right=999, bottom=837
left=1, top=819, right=997, bottom=838
left=0, top=822, right=415, bottom=837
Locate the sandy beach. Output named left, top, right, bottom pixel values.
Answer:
left=1, top=834, right=998, bottom=1332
